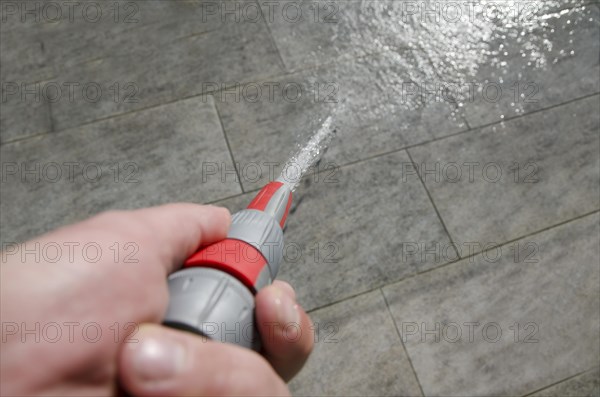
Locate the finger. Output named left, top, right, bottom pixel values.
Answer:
left=9, top=204, right=231, bottom=331
left=42, top=203, right=231, bottom=275
left=119, top=324, right=290, bottom=397
left=255, top=284, right=314, bottom=381
left=126, top=204, right=231, bottom=269
left=271, top=280, right=296, bottom=301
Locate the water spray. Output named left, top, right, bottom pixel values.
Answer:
left=163, top=117, right=336, bottom=350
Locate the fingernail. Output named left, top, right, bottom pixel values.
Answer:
left=273, top=286, right=300, bottom=326
left=130, top=332, right=186, bottom=383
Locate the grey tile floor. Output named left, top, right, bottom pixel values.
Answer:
left=1, top=1, right=599, bottom=396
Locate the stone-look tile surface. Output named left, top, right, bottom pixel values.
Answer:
left=0, top=1, right=226, bottom=88
left=530, top=367, right=600, bottom=397
left=262, top=0, right=397, bottom=71
left=45, top=17, right=283, bottom=133
left=265, top=0, right=598, bottom=128
left=1, top=0, right=598, bottom=395
left=263, top=0, right=584, bottom=71
left=0, top=27, right=50, bottom=83
left=0, top=87, right=52, bottom=144
left=1, top=1, right=225, bottom=78
left=383, top=212, right=600, bottom=396
left=218, top=49, right=467, bottom=191
left=215, top=150, right=453, bottom=311
left=0, top=96, right=240, bottom=244
left=0, top=2, right=284, bottom=142
left=409, top=94, right=600, bottom=249
left=289, top=290, right=423, bottom=397
left=0, top=23, right=53, bottom=143
left=458, top=4, right=600, bottom=128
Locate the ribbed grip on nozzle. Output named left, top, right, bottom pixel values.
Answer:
left=164, top=267, right=259, bottom=350
left=228, top=209, right=284, bottom=280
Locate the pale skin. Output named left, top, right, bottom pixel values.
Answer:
left=0, top=204, right=314, bottom=396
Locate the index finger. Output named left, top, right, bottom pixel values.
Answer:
left=36, top=203, right=231, bottom=275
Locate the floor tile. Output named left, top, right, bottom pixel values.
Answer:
left=289, top=290, right=423, bottom=396
left=457, top=3, right=600, bottom=127
left=217, top=49, right=467, bottom=191
left=0, top=84, right=52, bottom=144
left=0, top=26, right=51, bottom=84
left=382, top=213, right=600, bottom=396
left=263, top=0, right=398, bottom=71
left=1, top=3, right=284, bottom=140
left=408, top=94, right=600, bottom=250
left=0, top=96, right=240, bottom=244
left=530, top=367, right=600, bottom=397
left=22, top=1, right=226, bottom=75
left=46, top=17, right=283, bottom=132
left=214, top=150, right=452, bottom=311
left=0, top=1, right=232, bottom=81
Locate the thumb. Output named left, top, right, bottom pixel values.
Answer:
left=255, top=281, right=314, bottom=381
left=118, top=324, right=290, bottom=397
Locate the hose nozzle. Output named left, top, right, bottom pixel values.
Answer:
left=163, top=181, right=292, bottom=350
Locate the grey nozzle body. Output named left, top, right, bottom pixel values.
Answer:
left=163, top=189, right=290, bottom=350
left=164, top=267, right=259, bottom=350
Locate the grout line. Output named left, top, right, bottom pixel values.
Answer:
left=212, top=97, right=244, bottom=194
left=0, top=93, right=213, bottom=147
left=205, top=186, right=262, bottom=206
left=406, top=148, right=461, bottom=259
left=465, top=91, right=600, bottom=132
left=205, top=157, right=336, bottom=206
left=0, top=46, right=396, bottom=147
left=380, top=288, right=427, bottom=397
left=205, top=192, right=246, bottom=205
left=307, top=284, right=387, bottom=315
left=1, top=0, right=597, bottom=147
left=317, top=91, right=600, bottom=176
left=520, top=367, right=599, bottom=397
left=306, top=209, right=600, bottom=314
left=47, top=100, right=55, bottom=134
left=387, top=209, right=600, bottom=286
left=257, top=0, right=288, bottom=73
left=2, top=67, right=597, bottom=148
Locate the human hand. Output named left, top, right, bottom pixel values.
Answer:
left=1, top=204, right=313, bottom=396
